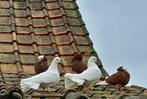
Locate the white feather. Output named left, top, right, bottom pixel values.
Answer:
left=20, top=57, right=61, bottom=93
left=95, top=81, right=109, bottom=86
left=38, top=55, right=44, bottom=61
left=64, top=56, right=102, bottom=89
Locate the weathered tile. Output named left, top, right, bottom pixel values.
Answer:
left=0, top=26, right=11, bottom=33
left=0, top=54, right=15, bottom=63
left=0, top=64, right=17, bottom=73
left=67, top=18, right=81, bottom=26
left=58, top=45, right=75, bottom=55
left=0, top=17, right=10, bottom=25
left=32, top=19, right=47, bottom=27
left=54, top=34, right=71, bottom=45
left=50, top=18, right=65, bottom=26
left=29, top=0, right=41, bottom=2
left=65, top=9, right=78, bottom=17
left=31, top=10, right=44, bottom=18
left=18, top=45, right=34, bottom=54
left=60, top=56, right=73, bottom=66
left=48, top=9, right=63, bottom=18
left=30, top=2, right=43, bottom=10
left=62, top=2, right=75, bottom=9
left=38, top=45, right=58, bottom=55
left=14, top=9, right=27, bottom=17
left=0, top=1, right=10, bottom=9
left=16, top=26, right=30, bottom=34
left=34, top=27, right=49, bottom=34
left=63, top=66, right=72, bottom=73
left=76, top=45, right=95, bottom=55
left=0, top=9, right=10, bottom=16
left=52, top=26, right=68, bottom=35
left=22, top=65, right=35, bottom=74
left=44, top=0, right=57, bottom=2
left=17, top=34, right=33, bottom=44
left=15, top=18, right=29, bottom=26
left=20, top=55, right=35, bottom=64
left=0, top=34, right=12, bottom=43
left=73, top=35, right=89, bottom=45
left=13, top=1, right=27, bottom=9
left=70, top=26, right=85, bottom=35
left=46, top=2, right=60, bottom=10
left=0, top=44, right=14, bottom=53
left=35, top=35, right=54, bottom=45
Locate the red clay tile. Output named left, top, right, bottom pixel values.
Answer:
left=62, top=2, right=75, bottom=9
left=17, top=34, right=33, bottom=44
left=35, top=34, right=54, bottom=45
left=0, top=64, right=17, bottom=73
left=0, top=17, right=10, bottom=25
left=22, top=65, right=35, bottom=74
left=32, top=18, right=47, bottom=27
left=31, top=10, right=44, bottom=18
left=38, top=45, right=58, bottom=55
left=70, top=26, right=85, bottom=35
left=73, top=35, right=90, bottom=45
left=54, top=34, right=72, bottom=45
left=0, top=26, right=11, bottom=33
left=14, top=9, right=27, bottom=17
left=16, top=26, right=30, bottom=34
left=48, top=9, right=63, bottom=18
left=13, top=1, right=27, bottom=9
left=0, top=34, right=12, bottom=43
left=0, top=44, right=14, bottom=53
left=15, top=18, right=29, bottom=26
left=58, top=45, right=75, bottom=55
left=0, top=1, right=10, bottom=9
left=52, top=26, right=69, bottom=35
left=46, top=2, right=60, bottom=10
left=0, top=9, right=10, bottom=16
left=18, top=45, right=34, bottom=54
left=50, top=18, right=65, bottom=26
left=34, top=27, right=49, bottom=34
left=20, top=54, right=35, bottom=64
left=30, top=2, right=43, bottom=10
left=0, top=54, right=15, bottom=63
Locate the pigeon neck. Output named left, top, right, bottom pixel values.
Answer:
left=88, top=60, right=95, bottom=68
left=47, top=60, right=58, bottom=72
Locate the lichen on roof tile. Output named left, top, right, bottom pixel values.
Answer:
left=0, top=1, right=10, bottom=9
left=0, top=17, right=10, bottom=25
left=14, top=9, right=27, bottom=17
left=46, top=2, right=60, bottom=10
left=17, top=34, right=33, bottom=44
left=0, top=54, right=15, bottom=63
left=0, top=34, right=12, bottom=42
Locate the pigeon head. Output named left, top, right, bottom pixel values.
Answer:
left=89, top=56, right=97, bottom=62
left=54, top=57, right=61, bottom=64
left=38, top=55, right=47, bottom=61
left=73, top=53, right=82, bottom=60
left=117, top=66, right=126, bottom=72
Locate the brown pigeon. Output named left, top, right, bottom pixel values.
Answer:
left=97, top=66, right=130, bottom=87
left=71, top=53, right=87, bottom=73
left=34, top=55, right=48, bottom=74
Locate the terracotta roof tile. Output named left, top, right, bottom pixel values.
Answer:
left=0, top=54, right=15, bottom=63
left=14, top=9, right=27, bottom=17
left=46, top=2, right=60, bottom=10
left=0, top=1, right=10, bottom=9
left=15, top=18, right=29, bottom=26
left=0, top=43, right=14, bottom=53
left=0, top=34, right=12, bottom=42
left=17, top=34, right=33, bottom=44
left=20, top=54, right=35, bottom=64
left=0, top=17, right=10, bottom=25
left=0, top=26, right=11, bottom=33
left=0, top=9, right=10, bottom=16
left=0, top=0, right=145, bottom=98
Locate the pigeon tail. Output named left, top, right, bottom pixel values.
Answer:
left=20, top=79, right=40, bottom=92
left=96, top=81, right=109, bottom=86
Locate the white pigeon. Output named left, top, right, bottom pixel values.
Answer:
left=20, top=57, right=61, bottom=92
left=64, top=56, right=102, bottom=89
